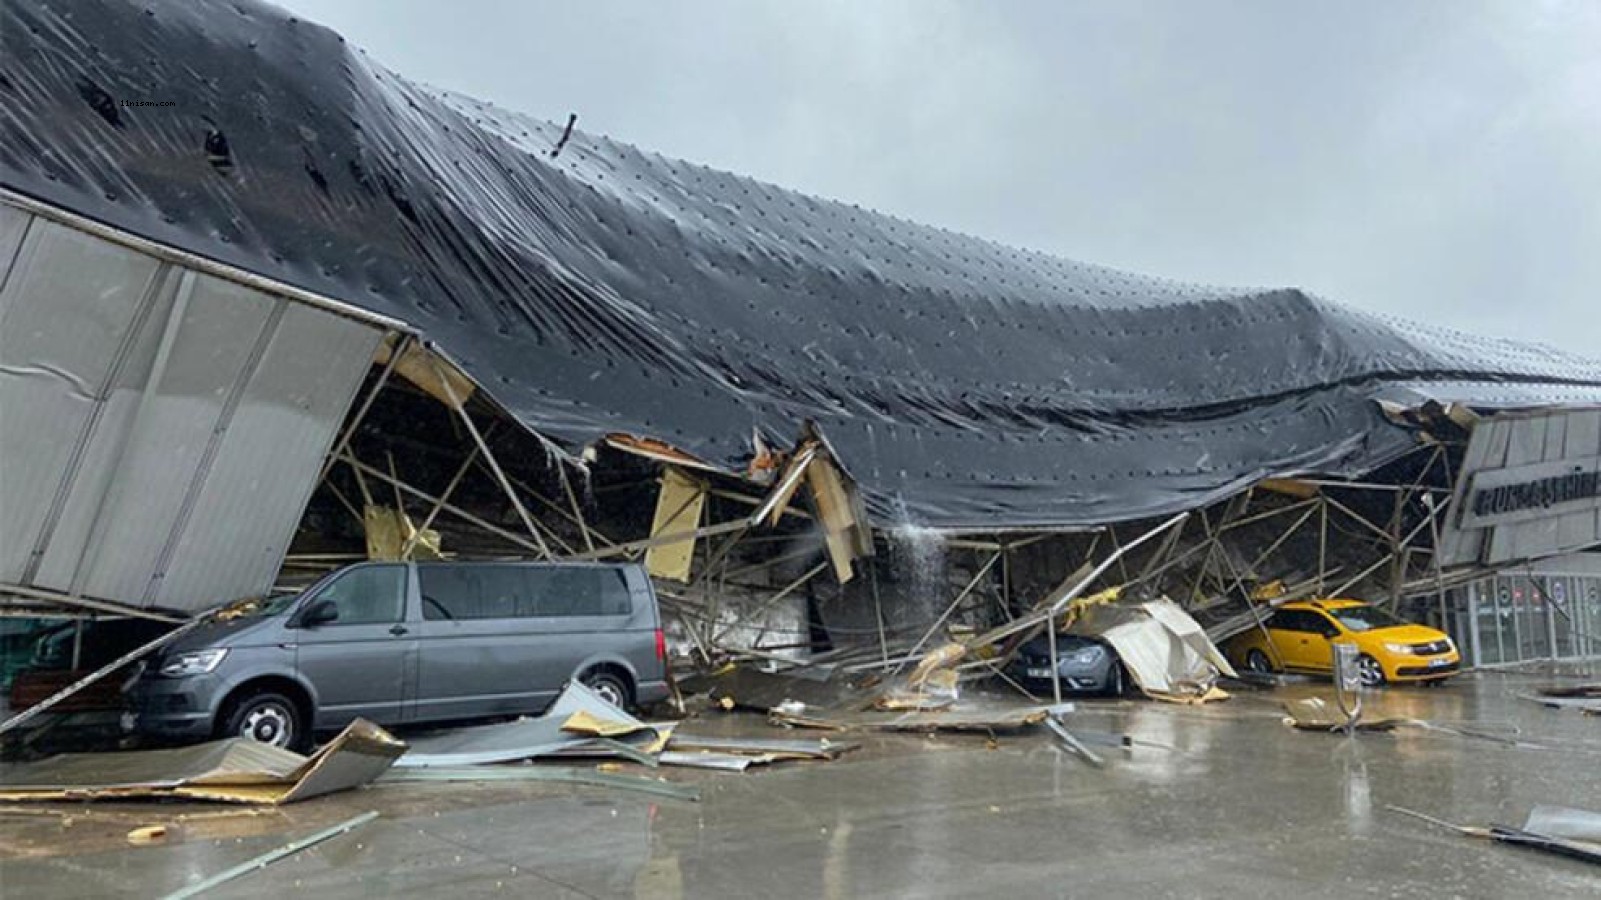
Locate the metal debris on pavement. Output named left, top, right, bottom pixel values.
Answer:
left=394, top=681, right=665, bottom=768
left=160, top=811, right=380, bottom=899
left=379, top=765, right=701, bottom=802
left=0, top=719, right=405, bottom=804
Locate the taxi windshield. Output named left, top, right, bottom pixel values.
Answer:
left=1328, top=605, right=1404, bottom=633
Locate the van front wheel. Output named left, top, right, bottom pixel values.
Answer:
left=219, top=689, right=307, bottom=752
left=581, top=670, right=632, bottom=710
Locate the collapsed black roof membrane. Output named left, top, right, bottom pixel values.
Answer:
left=7, top=0, right=1601, bottom=527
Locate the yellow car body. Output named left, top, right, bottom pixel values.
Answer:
left=1225, top=599, right=1460, bottom=686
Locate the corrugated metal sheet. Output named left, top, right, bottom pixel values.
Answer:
left=0, top=218, right=164, bottom=583
left=0, top=202, right=27, bottom=271
left=14, top=267, right=182, bottom=587
left=36, top=272, right=279, bottom=599
left=0, top=203, right=384, bottom=611
left=152, top=301, right=382, bottom=608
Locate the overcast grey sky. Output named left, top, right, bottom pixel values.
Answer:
left=278, top=0, right=1601, bottom=355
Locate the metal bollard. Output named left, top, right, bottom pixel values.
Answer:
left=1331, top=642, right=1363, bottom=734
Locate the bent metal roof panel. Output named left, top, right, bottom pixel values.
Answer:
left=6, top=0, right=1601, bottom=527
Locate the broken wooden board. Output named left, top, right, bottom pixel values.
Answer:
left=644, top=466, right=707, bottom=582
left=373, top=337, right=475, bottom=409
left=362, top=504, right=442, bottom=561
left=805, top=455, right=871, bottom=584
left=751, top=443, right=817, bottom=527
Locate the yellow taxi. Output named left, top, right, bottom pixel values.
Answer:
left=1224, top=598, right=1459, bottom=687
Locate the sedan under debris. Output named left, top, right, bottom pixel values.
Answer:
left=1007, top=633, right=1127, bottom=696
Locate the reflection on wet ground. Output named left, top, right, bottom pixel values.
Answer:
left=4, top=668, right=1600, bottom=898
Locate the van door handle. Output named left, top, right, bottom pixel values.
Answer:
left=389, top=624, right=409, bottom=636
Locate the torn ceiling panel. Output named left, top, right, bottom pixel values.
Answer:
left=1071, top=599, right=1235, bottom=700
left=7, top=0, right=1601, bottom=528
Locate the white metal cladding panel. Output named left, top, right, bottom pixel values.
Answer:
left=1439, top=418, right=1512, bottom=567
left=1556, top=411, right=1601, bottom=555
left=19, top=271, right=182, bottom=582
left=0, top=202, right=27, bottom=268
left=152, top=301, right=382, bottom=609
left=0, top=217, right=163, bottom=583
left=1508, top=415, right=1567, bottom=562
left=37, top=274, right=281, bottom=600
left=1440, top=411, right=1601, bottom=567
left=1, top=203, right=388, bottom=611
left=1490, top=416, right=1565, bottom=564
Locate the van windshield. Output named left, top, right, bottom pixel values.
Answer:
left=221, top=591, right=300, bottom=619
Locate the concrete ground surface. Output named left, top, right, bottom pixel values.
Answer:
left=2, top=667, right=1599, bottom=898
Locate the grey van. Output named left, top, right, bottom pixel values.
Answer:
left=126, top=561, right=668, bottom=751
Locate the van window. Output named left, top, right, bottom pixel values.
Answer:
left=418, top=565, right=633, bottom=620
left=526, top=568, right=633, bottom=617
left=419, top=565, right=519, bottom=621
left=313, top=565, right=406, bottom=625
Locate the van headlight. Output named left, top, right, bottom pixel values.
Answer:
left=160, top=649, right=227, bottom=677
left=1383, top=642, right=1413, bottom=655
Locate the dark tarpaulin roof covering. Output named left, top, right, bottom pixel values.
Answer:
left=6, top=0, right=1601, bottom=528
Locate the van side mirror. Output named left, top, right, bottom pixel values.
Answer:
left=298, top=600, right=338, bottom=628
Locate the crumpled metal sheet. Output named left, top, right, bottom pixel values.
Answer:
left=8, top=0, right=1601, bottom=528
left=0, top=719, right=406, bottom=804
left=0, top=736, right=305, bottom=792
left=1071, top=599, right=1234, bottom=701
left=1281, top=697, right=1405, bottom=732
left=394, top=680, right=661, bottom=768
left=1524, top=806, right=1601, bottom=848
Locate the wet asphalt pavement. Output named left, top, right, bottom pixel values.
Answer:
left=3, top=667, right=1599, bottom=898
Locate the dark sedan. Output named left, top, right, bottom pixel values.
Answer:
left=1007, top=633, right=1127, bottom=696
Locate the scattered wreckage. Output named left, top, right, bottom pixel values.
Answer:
left=2, top=6, right=1601, bottom=893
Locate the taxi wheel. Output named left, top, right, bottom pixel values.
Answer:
left=1356, top=654, right=1387, bottom=687
left=1245, top=649, right=1274, bottom=674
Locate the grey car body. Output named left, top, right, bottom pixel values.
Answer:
left=1007, top=633, right=1125, bottom=695
left=127, top=560, right=668, bottom=749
